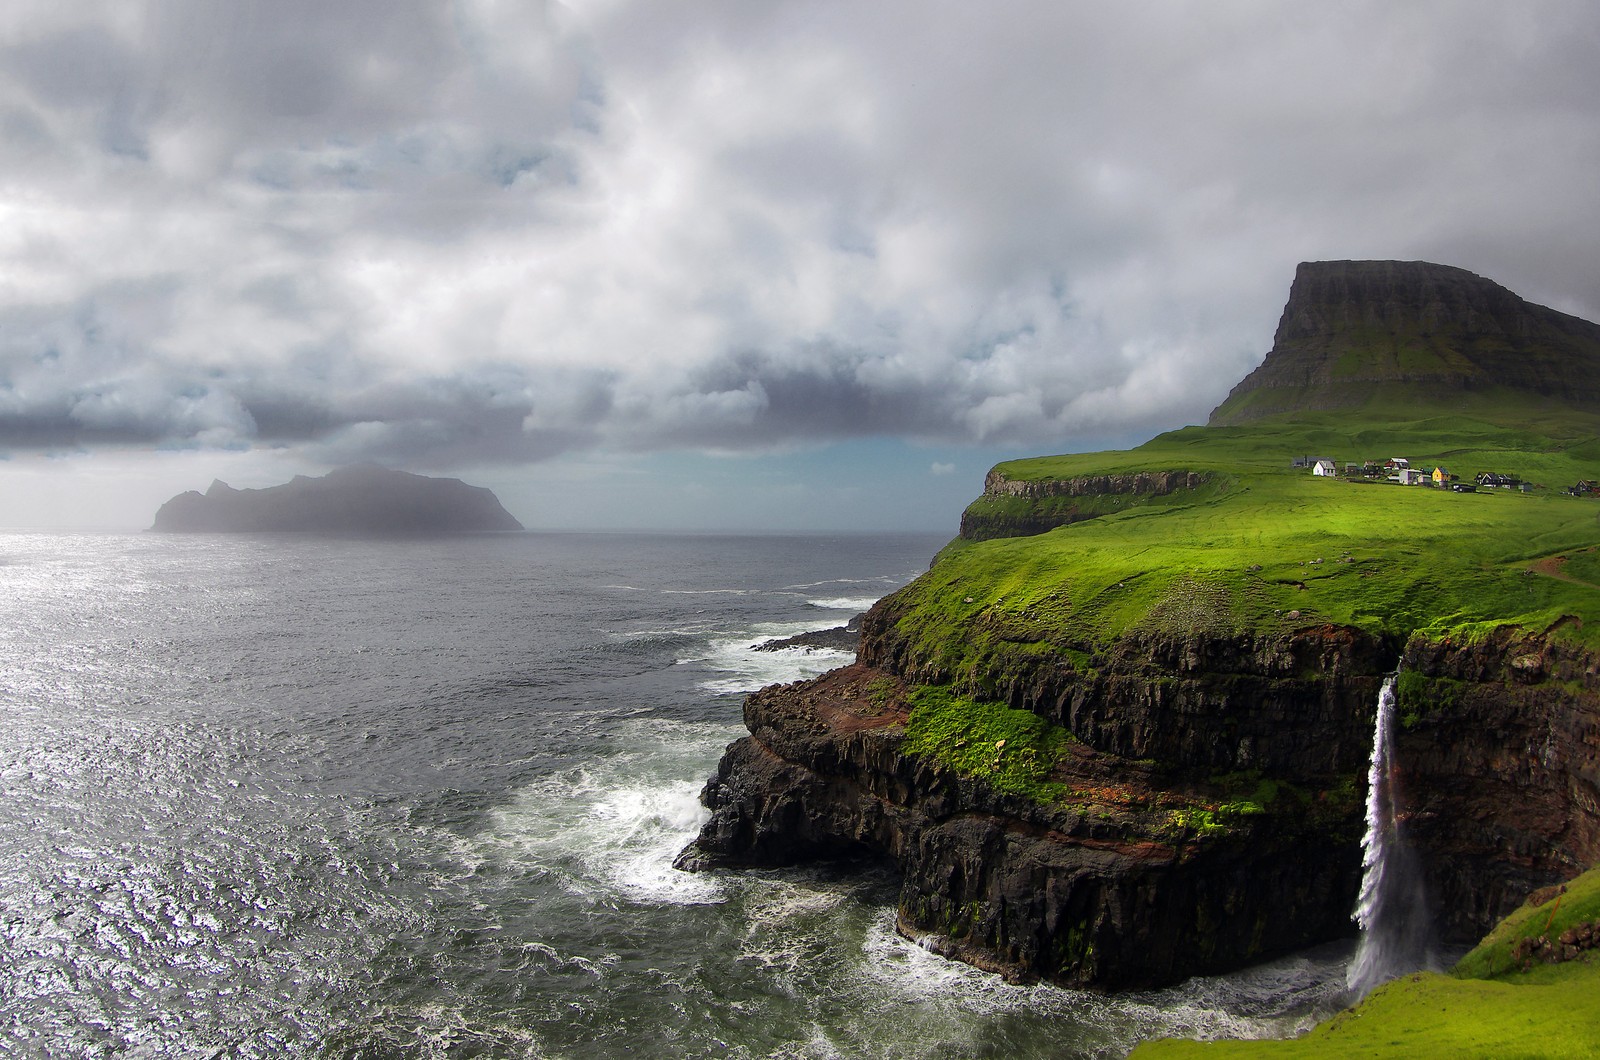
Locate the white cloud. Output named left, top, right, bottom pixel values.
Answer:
left=1, top=0, right=1597, bottom=476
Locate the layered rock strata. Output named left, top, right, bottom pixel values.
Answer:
left=1396, top=628, right=1600, bottom=940
left=681, top=609, right=1600, bottom=988
left=677, top=662, right=1365, bottom=988
left=959, top=470, right=1211, bottom=542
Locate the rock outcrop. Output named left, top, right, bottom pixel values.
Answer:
left=150, top=464, right=523, bottom=533
left=959, top=470, right=1213, bottom=542
left=680, top=261, right=1600, bottom=991
left=1210, top=260, right=1600, bottom=425
left=681, top=606, right=1600, bottom=989
left=1396, top=628, right=1600, bottom=940
left=677, top=661, right=1366, bottom=989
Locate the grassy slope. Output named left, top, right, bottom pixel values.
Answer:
left=1129, top=865, right=1600, bottom=1058
left=887, top=406, right=1600, bottom=696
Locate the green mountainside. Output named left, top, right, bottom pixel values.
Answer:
left=1210, top=260, right=1600, bottom=426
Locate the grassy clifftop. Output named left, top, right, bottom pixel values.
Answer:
left=890, top=402, right=1600, bottom=696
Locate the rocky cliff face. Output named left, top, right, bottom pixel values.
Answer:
left=682, top=609, right=1600, bottom=988
left=1210, top=260, right=1600, bottom=425
left=150, top=464, right=523, bottom=533
left=678, top=662, right=1366, bottom=989
left=1397, top=628, right=1600, bottom=940
left=960, top=470, right=1211, bottom=541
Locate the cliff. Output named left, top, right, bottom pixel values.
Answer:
left=959, top=469, right=1213, bottom=542
left=150, top=465, right=523, bottom=533
left=680, top=260, right=1600, bottom=990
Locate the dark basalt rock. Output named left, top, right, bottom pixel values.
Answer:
left=150, top=464, right=523, bottom=533
left=677, top=663, right=1366, bottom=988
left=1396, top=628, right=1600, bottom=941
left=681, top=618, right=1600, bottom=989
left=754, top=614, right=864, bottom=653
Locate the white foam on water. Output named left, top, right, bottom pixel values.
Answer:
left=683, top=622, right=857, bottom=694
left=850, top=908, right=1346, bottom=1052
left=479, top=719, right=735, bottom=906
left=857, top=909, right=1042, bottom=1009
left=805, top=596, right=881, bottom=611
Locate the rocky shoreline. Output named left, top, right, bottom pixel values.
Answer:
left=753, top=614, right=864, bottom=654
left=680, top=605, right=1600, bottom=989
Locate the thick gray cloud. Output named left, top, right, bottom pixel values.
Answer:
left=2, top=0, right=1598, bottom=469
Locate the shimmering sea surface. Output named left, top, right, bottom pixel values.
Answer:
left=0, top=530, right=1350, bottom=1058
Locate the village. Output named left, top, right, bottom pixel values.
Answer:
left=1291, top=455, right=1600, bottom=498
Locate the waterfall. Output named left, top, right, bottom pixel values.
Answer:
left=1346, top=673, right=1433, bottom=997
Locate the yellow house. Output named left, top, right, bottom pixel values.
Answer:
left=1432, top=467, right=1450, bottom=486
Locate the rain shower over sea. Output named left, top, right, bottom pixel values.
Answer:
left=1, top=530, right=1354, bottom=1058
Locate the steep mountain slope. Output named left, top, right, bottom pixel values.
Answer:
left=681, top=261, right=1600, bottom=990
left=1210, top=259, right=1600, bottom=426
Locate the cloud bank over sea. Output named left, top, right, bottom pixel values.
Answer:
left=3, top=1, right=1598, bottom=527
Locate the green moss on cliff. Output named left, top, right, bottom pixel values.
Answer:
left=903, top=685, right=1074, bottom=801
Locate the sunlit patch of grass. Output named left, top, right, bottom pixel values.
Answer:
left=902, top=685, right=1074, bottom=802
left=890, top=410, right=1600, bottom=694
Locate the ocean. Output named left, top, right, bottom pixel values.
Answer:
left=0, top=530, right=1350, bottom=1058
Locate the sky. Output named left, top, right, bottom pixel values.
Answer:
left=2, top=1, right=1599, bottom=532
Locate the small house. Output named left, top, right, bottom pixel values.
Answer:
left=1313, top=459, right=1337, bottom=477
left=1398, top=468, right=1427, bottom=485
left=1432, top=467, right=1450, bottom=487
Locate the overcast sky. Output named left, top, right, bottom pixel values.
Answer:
left=2, top=1, right=1598, bottom=531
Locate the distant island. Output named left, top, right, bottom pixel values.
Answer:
left=150, top=465, right=523, bottom=533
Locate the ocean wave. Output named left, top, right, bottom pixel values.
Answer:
left=681, top=627, right=855, bottom=694
left=805, top=596, right=881, bottom=611
left=478, top=719, right=735, bottom=906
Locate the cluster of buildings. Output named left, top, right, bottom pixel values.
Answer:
left=1291, top=456, right=1532, bottom=493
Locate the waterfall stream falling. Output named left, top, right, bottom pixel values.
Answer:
left=1346, top=673, right=1433, bottom=997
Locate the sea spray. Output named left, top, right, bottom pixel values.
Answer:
left=1346, top=673, right=1433, bottom=997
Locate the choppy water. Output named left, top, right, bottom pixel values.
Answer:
left=0, top=530, right=1351, bottom=1058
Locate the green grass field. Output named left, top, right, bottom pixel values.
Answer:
left=883, top=406, right=1600, bottom=696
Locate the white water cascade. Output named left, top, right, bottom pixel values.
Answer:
left=1346, top=673, right=1434, bottom=997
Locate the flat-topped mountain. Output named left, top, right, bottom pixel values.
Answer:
left=1210, top=260, right=1600, bottom=425
left=150, top=465, right=523, bottom=533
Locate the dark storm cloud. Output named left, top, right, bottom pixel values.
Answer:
left=2, top=1, right=1599, bottom=468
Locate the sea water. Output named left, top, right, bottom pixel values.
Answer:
left=0, top=530, right=1350, bottom=1058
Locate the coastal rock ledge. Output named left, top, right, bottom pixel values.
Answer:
left=677, top=610, right=1600, bottom=989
